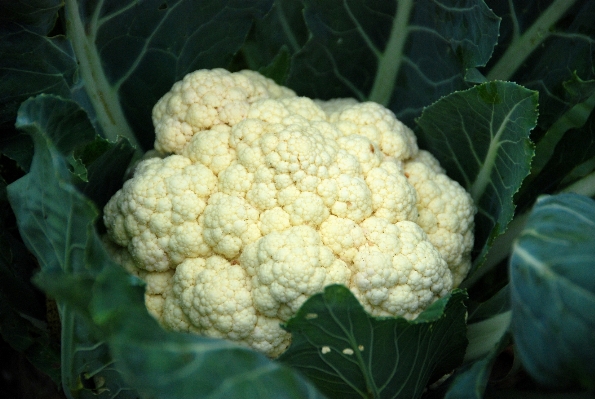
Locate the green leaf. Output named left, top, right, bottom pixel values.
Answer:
left=0, top=27, right=77, bottom=129
left=416, top=81, right=538, bottom=272
left=464, top=286, right=511, bottom=363
left=285, top=0, right=499, bottom=125
left=8, top=96, right=138, bottom=398
left=13, top=95, right=136, bottom=209
left=0, top=0, right=62, bottom=34
left=278, top=285, right=468, bottom=399
left=486, top=0, right=594, bottom=128
left=241, top=1, right=309, bottom=71
left=73, top=136, right=136, bottom=211
left=0, top=1, right=75, bottom=136
left=1, top=0, right=274, bottom=150
left=519, top=93, right=595, bottom=205
left=484, top=0, right=595, bottom=210
left=16, top=94, right=97, bottom=180
left=64, top=0, right=274, bottom=149
left=258, top=46, right=293, bottom=86
left=8, top=95, right=326, bottom=399
left=478, top=0, right=595, bottom=212
left=0, top=195, right=61, bottom=385
left=510, top=193, right=595, bottom=390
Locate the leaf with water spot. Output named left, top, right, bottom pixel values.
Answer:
left=416, top=81, right=538, bottom=273
left=278, top=285, right=468, bottom=399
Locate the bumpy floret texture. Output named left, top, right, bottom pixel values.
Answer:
left=104, top=69, right=475, bottom=357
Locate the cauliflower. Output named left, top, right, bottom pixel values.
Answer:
left=103, top=68, right=476, bottom=357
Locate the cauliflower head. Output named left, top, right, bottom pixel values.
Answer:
left=103, top=68, right=476, bottom=357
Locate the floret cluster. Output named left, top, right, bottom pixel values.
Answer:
left=103, top=69, right=475, bottom=357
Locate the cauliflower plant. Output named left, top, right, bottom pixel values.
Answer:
left=103, top=68, right=476, bottom=357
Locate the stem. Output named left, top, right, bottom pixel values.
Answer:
left=60, top=307, right=77, bottom=399
left=368, top=0, right=414, bottom=106
left=64, top=0, right=140, bottom=149
left=464, top=311, right=511, bottom=362
left=461, top=211, right=529, bottom=289
left=487, top=0, right=578, bottom=81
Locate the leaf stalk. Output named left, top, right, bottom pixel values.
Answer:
left=368, top=0, right=414, bottom=106
left=64, top=0, right=141, bottom=149
left=487, top=0, right=578, bottom=81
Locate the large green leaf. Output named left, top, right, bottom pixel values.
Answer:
left=13, top=94, right=136, bottom=210
left=0, top=1, right=75, bottom=129
left=0, top=0, right=74, bottom=168
left=278, top=285, right=468, bottom=399
left=281, top=0, right=499, bottom=126
left=484, top=0, right=595, bottom=210
left=0, top=0, right=62, bottom=34
left=0, top=177, right=61, bottom=385
left=1, top=0, right=274, bottom=150
left=64, top=0, right=274, bottom=150
left=510, top=193, right=595, bottom=390
left=7, top=95, right=326, bottom=399
left=486, top=0, right=593, bottom=127
left=416, top=81, right=538, bottom=272
left=8, top=95, right=138, bottom=398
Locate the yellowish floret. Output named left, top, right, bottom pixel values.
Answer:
left=152, top=69, right=295, bottom=154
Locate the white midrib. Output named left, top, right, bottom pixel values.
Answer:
left=64, top=0, right=140, bottom=148
left=470, top=103, right=522, bottom=202
left=368, top=0, right=415, bottom=106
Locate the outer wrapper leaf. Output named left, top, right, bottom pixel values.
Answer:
left=417, top=81, right=538, bottom=271
left=278, top=285, right=468, bottom=399
left=510, top=193, right=595, bottom=390
left=8, top=95, right=138, bottom=398
left=7, top=95, right=326, bottom=399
